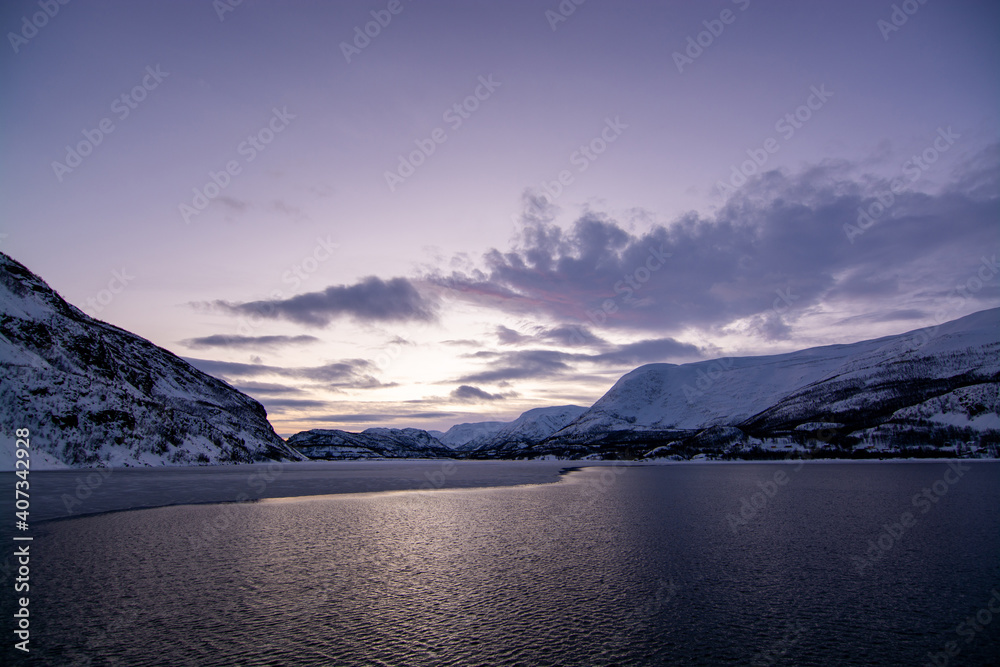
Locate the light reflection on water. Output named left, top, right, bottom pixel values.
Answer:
left=9, top=464, right=1000, bottom=666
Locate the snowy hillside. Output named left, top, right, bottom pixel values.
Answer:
left=460, top=405, right=587, bottom=456
left=287, top=427, right=454, bottom=459
left=290, top=406, right=587, bottom=459
left=539, top=309, right=999, bottom=458
left=0, top=252, right=304, bottom=468
left=436, top=420, right=507, bottom=449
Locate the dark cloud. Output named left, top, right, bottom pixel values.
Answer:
left=234, top=382, right=307, bottom=395
left=429, top=146, right=1000, bottom=336
left=495, top=325, right=525, bottom=345
left=453, top=335, right=703, bottom=384
left=212, top=276, right=437, bottom=326
left=181, top=334, right=320, bottom=349
left=457, top=349, right=574, bottom=383
left=450, top=385, right=506, bottom=402
left=747, top=313, right=794, bottom=342
left=386, top=335, right=415, bottom=346
left=589, top=337, right=702, bottom=365
left=497, top=323, right=608, bottom=348
left=184, top=357, right=391, bottom=389
left=259, top=398, right=331, bottom=411
left=835, top=309, right=930, bottom=326
left=218, top=196, right=249, bottom=212
left=269, top=199, right=307, bottom=221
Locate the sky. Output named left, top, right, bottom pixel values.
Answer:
left=1, top=0, right=998, bottom=437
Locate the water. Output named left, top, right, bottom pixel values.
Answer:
left=4, top=462, right=999, bottom=665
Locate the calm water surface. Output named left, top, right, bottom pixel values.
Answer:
left=5, top=463, right=1000, bottom=666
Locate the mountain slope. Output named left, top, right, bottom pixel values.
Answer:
left=436, top=420, right=507, bottom=449
left=0, top=252, right=304, bottom=467
left=541, top=309, right=999, bottom=457
left=287, top=427, right=454, bottom=459
left=462, top=405, right=587, bottom=456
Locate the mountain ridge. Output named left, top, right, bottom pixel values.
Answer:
left=0, top=252, right=304, bottom=468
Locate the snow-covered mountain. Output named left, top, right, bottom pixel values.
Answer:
left=457, top=405, right=587, bottom=456
left=287, top=427, right=454, bottom=459
left=539, top=308, right=999, bottom=458
left=435, top=420, right=506, bottom=449
left=290, top=405, right=588, bottom=459
left=0, top=252, right=304, bottom=468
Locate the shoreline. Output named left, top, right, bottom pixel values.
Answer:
left=3, top=458, right=996, bottom=525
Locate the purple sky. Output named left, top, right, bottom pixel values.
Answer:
left=2, top=0, right=998, bottom=436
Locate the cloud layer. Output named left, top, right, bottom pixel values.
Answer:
left=182, top=334, right=320, bottom=349
left=214, top=276, right=436, bottom=326
left=184, top=357, right=391, bottom=389
left=430, top=147, right=1000, bottom=340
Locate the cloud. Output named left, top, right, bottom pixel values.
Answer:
left=258, top=398, right=331, bottom=412
left=456, top=335, right=703, bottom=384
left=308, top=411, right=459, bottom=423
left=441, top=338, right=482, bottom=346
left=835, top=309, right=930, bottom=325
left=211, top=276, right=437, bottom=326
left=457, top=349, right=574, bottom=383
left=184, top=357, right=392, bottom=389
left=218, top=196, right=249, bottom=212
left=234, top=382, right=307, bottom=395
left=496, top=323, right=608, bottom=348
left=269, top=199, right=308, bottom=221
left=450, top=385, right=506, bottom=402
left=589, top=337, right=703, bottom=365
left=181, top=334, right=320, bottom=349
left=429, top=146, right=1000, bottom=337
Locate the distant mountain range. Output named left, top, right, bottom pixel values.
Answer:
left=536, top=308, right=999, bottom=459
left=2, top=250, right=997, bottom=467
left=286, top=427, right=455, bottom=459
left=289, top=406, right=586, bottom=459
left=0, top=252, right=303, bottom=467
left=291, top=309, right=999, bottom=461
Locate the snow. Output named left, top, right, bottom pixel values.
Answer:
left=554, top=307, right=1000, bottom=441
left=1, top=251, right=303, bottom=468
left=0, top=433, right=68, bottom=471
